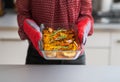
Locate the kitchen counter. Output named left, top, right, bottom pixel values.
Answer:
left=94, top=23, right=120, bottom=32
left=0, top=12, right=17, bottom=30
left=0, top=65, right=120, bottom=82
left=0, top=13, right=120, bottom=31
left=95, top=23, right=120, bottom=29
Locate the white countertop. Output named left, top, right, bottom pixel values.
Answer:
left=0, top=13, right=18, bottom=28
left=0, top=13, right=120, bottom=30
left=94, top=23, right=120, bottom=30
left=0, top=65, right=120, bottom=82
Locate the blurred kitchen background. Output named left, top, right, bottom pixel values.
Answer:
left=0, top=0, right=120, bottom=65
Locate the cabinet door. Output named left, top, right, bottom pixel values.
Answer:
left=86, top=32, right=110, bottom=47
left=0, top=40, right=28, bottom=64
left=85, top=48, right=109, bottom=65
left=111, top=33, right=120, bottom=65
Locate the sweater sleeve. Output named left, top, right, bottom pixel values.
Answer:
left=16, top=0, right=31, bottom=40
left=78, top=0, right=94, bottom=36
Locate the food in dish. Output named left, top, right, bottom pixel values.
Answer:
left=42, top=27, right=80, bottom=58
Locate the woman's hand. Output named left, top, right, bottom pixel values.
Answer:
left=23, top=19, right=43, bottom=56
left=77, top=18, right=91, bottom=45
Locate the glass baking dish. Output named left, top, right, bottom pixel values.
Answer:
left=39, top=23, right=82, bottom=60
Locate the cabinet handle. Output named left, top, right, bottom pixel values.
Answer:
left=117, top=40, right=120, bottom=43
left=0, top=38, right=21, bottom=41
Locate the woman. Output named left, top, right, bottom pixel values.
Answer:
left=16, top=0, right=94, bottom=65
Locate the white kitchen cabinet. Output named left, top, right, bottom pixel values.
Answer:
left=0, top=29, right=28, bottom=64
left=111, top=33, right=120, bottom=65
left=85, top=32, right=111, bottom=65
left=0, top=40, right=28, bottom=64
left=85, top=48, right=109, bottom=65
left=86, top=32, right=110, bottom=47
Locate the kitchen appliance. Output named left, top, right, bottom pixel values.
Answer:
left=112, top=0, right=120, bottom=10
left=101, top=0, right=113, bottom=12
left=92, top=0, right=120, bottom=23
left=92, top=0, right=113, bottom=13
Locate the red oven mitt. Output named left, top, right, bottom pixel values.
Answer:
left=77, top=18, right=91, bottom=45
left=23, top=19, right=43, bottom=57
left=77, top=18, right=91, bottom=55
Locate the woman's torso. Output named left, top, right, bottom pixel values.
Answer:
left=30, top=0, right=81, bottom=26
